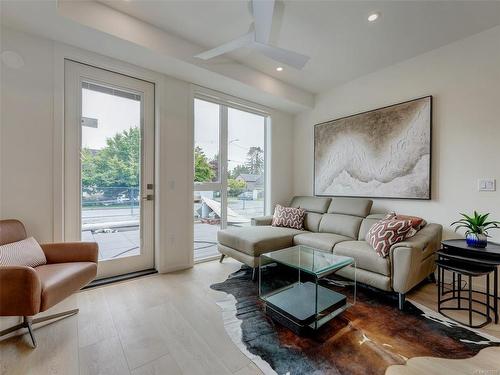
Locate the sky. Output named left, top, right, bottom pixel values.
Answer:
left=81, top=87, right=140, bottom=150
left=81, top=87, right=265, bottom=176
left=194, top=98, right=265, bottom=172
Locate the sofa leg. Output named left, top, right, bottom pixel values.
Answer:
left=252, top=267, right=257, bottom=282
left=428, top=272, right=436, bottom=284
left=398, top=293, right=406, bottom=311
left=219, top=254, right=226, bottom=263
left=0, top=309, right=79, bottom=349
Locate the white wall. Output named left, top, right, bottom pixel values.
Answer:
left=0, top=27, right=55, bottom=242
left=0, top=27, right=294, bottom=272
left=293, top=25, right=500, bottom=243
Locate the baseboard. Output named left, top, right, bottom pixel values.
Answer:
left=158, top=263, right=193, bottom=273
left=83, top=268, right=158, bottom=289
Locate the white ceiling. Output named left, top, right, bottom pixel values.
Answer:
left=101, top=0, right=500, bottom=93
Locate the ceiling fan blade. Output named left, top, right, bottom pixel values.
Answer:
left=253, top=42, right=310, bottom=69
left=194, top=33, right=254, bottom=60
left=252, top=0, right=275, bottom=44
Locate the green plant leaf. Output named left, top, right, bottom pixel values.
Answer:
left=451, top=211, right=500, bottom=235
left=453, top=224, right=473, bottom=232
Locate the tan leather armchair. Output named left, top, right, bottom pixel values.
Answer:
left=0, top=219, right=98, bottom=347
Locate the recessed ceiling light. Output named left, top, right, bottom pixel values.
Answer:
left=367, top=12, right=380, bottom=22
left=276, top=66, right=283, bottom=72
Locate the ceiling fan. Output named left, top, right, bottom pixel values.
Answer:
left=194, top=0, right=310, bottom=69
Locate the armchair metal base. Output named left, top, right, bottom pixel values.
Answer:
left=0, top=308, right=79, bottom=348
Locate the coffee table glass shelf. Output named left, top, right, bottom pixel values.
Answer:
left=259, top=245, right=356, bottom=334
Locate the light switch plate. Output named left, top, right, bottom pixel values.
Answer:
left=478, top=178, right=496, bottom=191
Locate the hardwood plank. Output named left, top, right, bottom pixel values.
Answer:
left=79, top=336, right=130, bottom=375
left=149, top=303, right=233, bottom=375
left=77, top=287, right=118, bottom=348
left=110, top=303, right=171, bottom=370
left=233, top=363, right=263, bottom=375
left=130, top=354, right=183, bottom=375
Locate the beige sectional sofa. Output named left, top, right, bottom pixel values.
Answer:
left=217, top=196, right=442, bottom=309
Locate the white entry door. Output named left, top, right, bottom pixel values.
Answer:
left=64, top=60, right=155, bottom=278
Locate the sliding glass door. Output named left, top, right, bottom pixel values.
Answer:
left=227, top=107, right=266, bottom=228
left=193, top=99, right=222, bottom=260
left=193, top=97, right=267, bottom=261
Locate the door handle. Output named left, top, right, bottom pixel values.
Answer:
left=142, top=194, right=154, bottom=201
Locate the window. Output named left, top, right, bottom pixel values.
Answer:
left=193, top=95, right=268, bottom=260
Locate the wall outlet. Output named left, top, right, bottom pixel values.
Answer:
left=478, top=178, right=496, bottom=191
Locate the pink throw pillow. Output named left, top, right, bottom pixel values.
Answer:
left=272, top=205, right=306, bottom=230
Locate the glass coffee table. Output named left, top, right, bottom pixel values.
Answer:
left=259, top=245, right=356, bottom=334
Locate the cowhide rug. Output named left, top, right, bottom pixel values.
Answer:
left=210, top=266, right=500, bottom=375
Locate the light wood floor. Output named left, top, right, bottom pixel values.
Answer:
left=1, top=258, right=499, bottom=375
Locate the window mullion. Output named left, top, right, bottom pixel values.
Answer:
left=220, top=105, right=228, bottom=229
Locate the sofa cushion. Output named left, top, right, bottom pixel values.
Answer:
left=293, top=233, right=351, bottom=252
left=36, top=262, right=97, bottom=311
left=217, top=226, right=303, bottom=257
left=358, top=214, right=386, bottom=240
left=290, top=196, right=331, bottom=214
left=319, top=214, right=363, bottom=239
left=327, top=198, right=373, bottom=217
left=304, top=213, right=323, bottom=232
left=334, top=241, right=391, bottom=276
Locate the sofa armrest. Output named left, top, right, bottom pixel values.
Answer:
left=0, top=266, right=41, bottom=316
left=390, top=223, right=442, bottom=294
left=391, top=223, right=443, bottom=252
left=40, top=242, right=99, bottom=264
left=251, top=215, right=274, bottom=226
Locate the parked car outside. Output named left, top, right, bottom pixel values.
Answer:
left=116, top=193, right=131, bottom=203
left=238, top=191, right=253, bottom=200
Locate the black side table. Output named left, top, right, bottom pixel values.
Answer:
left=438, top=239, right=500, bottom=328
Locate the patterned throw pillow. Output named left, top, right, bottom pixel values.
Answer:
left=366, top=218, right=413, bottom=257
left=394, top=214, right=426, bottom=230
left=385, top=213, right=426, bottom=238
left=272, top=205, right=306, bottom=230
left=0, top=237, right=47, bottom=267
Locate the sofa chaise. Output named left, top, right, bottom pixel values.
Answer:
left=217, top=196, right=442, bottom=310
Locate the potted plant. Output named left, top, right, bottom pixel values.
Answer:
left=451, top=211, right=500, bottom=248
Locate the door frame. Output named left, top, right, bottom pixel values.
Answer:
left=191, top=86, right=271, bottom=263
left=63, top=60, right=155, bottom=278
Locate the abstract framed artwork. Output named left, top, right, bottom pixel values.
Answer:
left=314, top=96, right=432, bottom=199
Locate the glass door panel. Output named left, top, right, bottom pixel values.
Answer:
left=193, top=99, right=221, bottom=260
left=194, top=190, right=221, bottom=259
left=227, top=108, right=266, bottom=228
left=194, top=98, right=220, bottom=183
left=80, top=82, right=142, bottom=260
